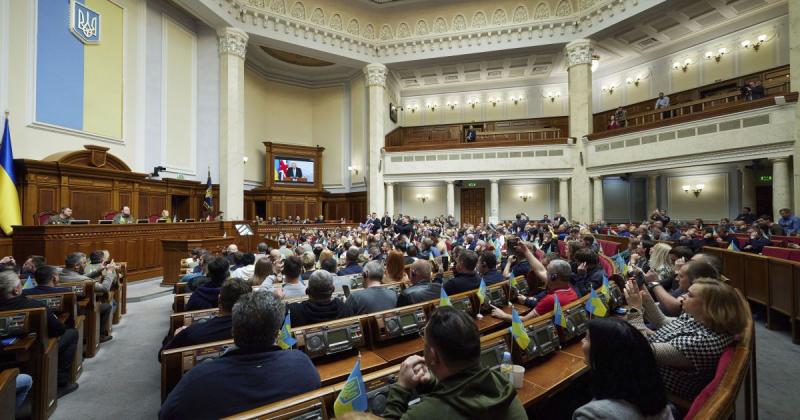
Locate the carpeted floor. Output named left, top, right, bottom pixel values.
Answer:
left=45, top=284, right=800, bottom=420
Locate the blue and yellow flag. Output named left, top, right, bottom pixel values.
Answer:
left=509, top=308, right=531, bottom=350
left=23, top=276, right=34, bottom=290
left=553, top=294, right=568, bottom=328
left=203, top=168, right=213, bottom=210
left=613, top=253, right=626, bottom=274
left=439, top=287, right=451, bottom=307
left=0, top=116, right=21, bottom=235
left=477, top=278, right=487, bottom=305
left=585, top=288, right=608, bottom=317
left=728, top=240, right=740, bottom=252
left=276, top=313, right=296, bottom=350
left=600, top=275, right=610, bottom=296
left=333, top=357, right=368, bottom=417
left=509, top=275, right=518, bottom=290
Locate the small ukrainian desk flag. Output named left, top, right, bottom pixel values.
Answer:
left=333, top=357, right=368, bottom=417
left=276, top=313, right=296, bottom=350
left=553, top=294, right=568, bottom=328
left=477, top=278, right=487, bottom=305
left=728, top=240, right=740, bottom=252
left=0, top=114, right=21, bottom=235
left=439, top=287, right=451, bottom=307
left=585, top=288, right=608, bottom=317
left=509, top=308, right=531, bottom=350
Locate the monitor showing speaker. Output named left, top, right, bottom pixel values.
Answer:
left=558, top=306, right=589, bottom=342
left=451, top=296, right=474, bottom=316
left=515, top=322, right=560, bottom=364
left=479, top=337, right=510, bottom=369
left=374, top=308, right=426, bottom=341
left=515, top=278, right=530, bottom=296
left=295, top=319, right=364, bottom=359
left=0, top=313, right=26, bottom=337
left=481, top=285, right=508, bottom=313
left=349, top=274, right=364, bottom=290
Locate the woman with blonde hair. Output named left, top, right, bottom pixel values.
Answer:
left=384, top=250, right=408, bottom=283
left=648, top=242, right=675, bottom=288
left=318, top=248, right=335, bottom=268
left=624, top=278, right=749, bottom=400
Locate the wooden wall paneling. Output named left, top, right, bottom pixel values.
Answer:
left=794, top=266, right=800, bottom=343
left=744, top=256, right=769, bottom=306
left=768, top=259, right=794, bottom=317
left=0, top=238, right=11, bottom=257
left=70, top=190, right=113, bottom=223
left=722, top=251, right=745, bottom=291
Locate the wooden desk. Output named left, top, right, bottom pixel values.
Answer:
left=12, top=221, right=253, bottom=281
left=161, top=237, right=233, bottom=286
left=317, top=350, right=386, bottom=386
left=372, top=336, right=424, bottom=364
left=521, top=342, right=588, bottom=406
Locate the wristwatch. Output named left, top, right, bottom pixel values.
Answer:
left=648, top=282, right=661, bottom=290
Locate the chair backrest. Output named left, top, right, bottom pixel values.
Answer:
left=599, top=255, right=615, bottom=277
left=787, top=249, right=800, bottom=262
left=762, top=246, right=790, bottom=260
left=148, top=214, right=161, bottom=224
left=34, top=211, right=57, bottom=226
left=684, top=347, right=735, bottom=420
left=735, top=237, right=747, bottom=249
left=102, top=211, right=118, bottom=221
left=557, top=240, right=566, bottom=258
left=598, top=240, right=620, bottom=257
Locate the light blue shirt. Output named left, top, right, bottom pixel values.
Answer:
left=655, top=96, right=670, bottom=109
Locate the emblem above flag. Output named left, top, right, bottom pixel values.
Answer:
left=69, top=0, right=101, bottom=44
left=333, top=358, right=368, bottom=417
left=0, top=114, right=21, bottom=235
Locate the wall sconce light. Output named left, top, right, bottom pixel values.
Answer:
left=682, top=183, right=704, bottom=197
left=510, top=95, right=524, bottom=105
left=602, top=85, right=616, bottom=95
left=488, top=98, right=501, bottom=107
left=519, top=193, right=533, bottom=202
left=347, top=165, right=359, bottom=176
left=406, top=104, right=419, bottom=113
left=446, top=101, right=458, bottom=110
left=672, top=58, right=692, bottom=72
left=416, top=193, right=430, bottom=203
left=467, top=98, right=479, bottom=108
left=242, top=156, right=249, bottom=164
left=546, top=91, right=561, bottom=102
left=705, top=48, right=727, bottom=62
left=591, top=54, right=600, bottom=73
left=427, top=103, right=439, bottom=112
left=741, top=34, right=768, bottom=51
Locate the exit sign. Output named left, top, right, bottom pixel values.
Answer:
left=760, top=176, right=773, bottom=181
left=466, top=182, right=477, bottom=187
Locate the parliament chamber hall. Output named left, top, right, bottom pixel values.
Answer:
left=3, top=0, right=800, bottom=419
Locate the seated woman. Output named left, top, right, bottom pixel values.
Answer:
left=624, top=278, right=748, bottom=401
left=607, top=115, right=620, bottom=129
left=383, top=250, right=409, bottom=284
left=574, top=318, right=673, bottom=420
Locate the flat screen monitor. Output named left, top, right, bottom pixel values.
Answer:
left=274, top=157, right=314, bottom=184
left=69, top=220, right=89, bottom=225
left=184, top=218, right=195, bottom=222
left=235, top=224, right=254, bottom=236
left=136, top=219, right=149, bottom=224
left=156, top=219, right=167, bottom=223
left=98, top=220, right=113, bottom=225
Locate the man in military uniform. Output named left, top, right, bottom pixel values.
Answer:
left=112, top=206, right=135, bottom=224
left=46, top=207, right=74, bottom=225
left=158, top=209, right=171, bottom=223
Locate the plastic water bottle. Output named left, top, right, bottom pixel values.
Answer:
left=500, top=351, right=513, bottom=383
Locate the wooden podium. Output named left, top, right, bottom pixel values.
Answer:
left=160, top=237, right=233, bottom=286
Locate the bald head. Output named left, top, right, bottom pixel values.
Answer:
left=410, top=259, right=432, bottom=284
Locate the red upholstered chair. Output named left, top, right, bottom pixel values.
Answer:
left=34, top=211, right=57, bottom=226
left=684, top=347, right=735, bottom=420
left=762, top=246, right=790, bottom=260
left=102, top=211, right=118, bottom=221
left=787, top=249, right=800, bottom=262
left=148, top=214, right=160, bottom=224
left=599, top=256, right=614, bottom=277
left=557, top=240, right=566, bottom=258
left=599, top=240, right=619, bottom=257
left=735, top=237, right=747, bottom=249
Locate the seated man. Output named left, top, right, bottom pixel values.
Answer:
left=46, top=206, right=74, bottom=225
left=186, top=257, right=230, bottom=311
left=443, top=250, right=481, bottom=295
left=646, top=260, right=718, bottom=317
left=346, top=261, right=396, bottom=314
left=398, top=259, right=441, bottom=306
left=23, top=265, right=71, bottom=296
left=0, top=270, right=79, bottom=397
left=571, top=248, right=605, bottom=296
left=158, top=209, right=171, bottom=222
left=231, top=253, right=256, bottom=281
left=161, top=278, right=252, bottom=358
left=286, top=271, right=353, bottom=327
left=159, top=292, right=321, bottom=419
left=20, top=255, right=46, bottom=278
left=491, top=256, right=578, bottom=322
left=477, top=251, right=503, bottom=285
left=383, top=307, right=526, bottom=419
left=112, top=206, right=135, bottom=224
left=279, top=256, right=307, bottom=298
left=60, top=252, right=115, bottom=342
left=336, top=247, right=363, bottom=276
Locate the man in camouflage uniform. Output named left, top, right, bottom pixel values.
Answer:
left=112, top=206, right=135, bottom=224
left=46, top=207, right=74, bottom=225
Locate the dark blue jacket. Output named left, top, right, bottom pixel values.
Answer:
left=336, top=262, right=363, bottom=276
left=22, top=285, right=72, bottom=296
left=444, top=272, right=481, bottom=295
left=162, top=316, right=233, bottom=353
left=186, top=286, right=221, bottom=311
left=159, top=345, right=320, bottom=419
left=481, top=269, right=504, bottom=286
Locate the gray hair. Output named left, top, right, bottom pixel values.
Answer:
left=547, top=259, right=572, bottom=281
left=232, top=291, right=285, bottom=347
left=307, top=270, right=334, bottom=299
left=0, top=270, right=21, bottom=298
left=363, top=260, right=384, bottom=282
left=65, top=252, right=85, bottom=268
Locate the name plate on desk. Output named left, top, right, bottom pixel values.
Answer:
left=295, top=319, right=364, bottom=359
left=516, top=323, right=560, bottom=364
left=29, top=295, right=64, bottom=312
left=374, top=308, right=426, bottom=341
left=0, top=313, right=26, bottom=337
left=181, top=344, right=232, bottom=372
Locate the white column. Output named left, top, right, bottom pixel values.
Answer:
left=791, top=2, right=800, bottom=210
left=364, top=63, right=388, bottom=215
left=740, top=166, right=756, bottom=211
left=772, top=157, right=791, bottom=221
left=385, top=182, right=395, bottom=217
left=218, top=28, right=248, bottom=220
left=592, top=176, right=604, bottom=222
left=446, top=181, right=455, bottom=218
left=647, top=174, right=659, bottom=213
left=565, top=39, right=594, bottom=223
left=489, top=179, right=499, bottom=224
left=558, top=177, right=570, bottom=220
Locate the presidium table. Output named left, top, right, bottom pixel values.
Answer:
left=11, top=221, right=258, bottom=283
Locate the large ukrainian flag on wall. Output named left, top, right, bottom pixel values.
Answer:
left=36, top=0, right=123, bottom=140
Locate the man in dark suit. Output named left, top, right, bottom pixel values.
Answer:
left=287, top=162, right=303, bottom=179
left=381, top=212, right=393, bottom=229
left=443, top=250, right=481, bottom=295
left=398, top=260, right=441, bottom=306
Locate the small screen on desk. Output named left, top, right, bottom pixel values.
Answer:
left=480, top=346, right=501, bottom=368
left=327, top=328, right=348, bottom=345
left=399, top=313, right=417, bottom=328
left=534, top=328, right=551, bottom=344
left=453, top=299, right=469, bottom=312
